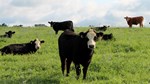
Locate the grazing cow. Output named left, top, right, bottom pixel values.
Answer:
left=0, top=38, right=44, bottom=55
left=0, top=31, right=15, bottom=38
left=95, top=25, right=110, bottom=31
left=58, top=29, right=103, bottom=79
left=48, top=20, right=74, bottom=34
left=102, top=33, right=114, bottom=40
left=124, top=16, right=144, bottom=28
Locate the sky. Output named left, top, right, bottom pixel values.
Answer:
left=0, top=0, right=150, bottom=27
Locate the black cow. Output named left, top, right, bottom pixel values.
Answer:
left=0, top=31, right=15, bottom=38
left=0, top=38, right=44, bottom=55
left=102, top=33, right=114, bottom=40
left=95, top=25, right=110, bottom=31
left=48, top=20, right=74, bottom=34
left=58, top=29, right=103, bottom=79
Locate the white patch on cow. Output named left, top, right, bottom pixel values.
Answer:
left=86, top=29, right=96, bottom=49
left=126, top=18, right=130, bottom=21
left=125, top=17, right=130, bottom=21
left=35, top=38, right=41, bottom=49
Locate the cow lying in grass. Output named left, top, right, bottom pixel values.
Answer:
left=95, top=25, right=110, bottom=31
left=48, top=20, right=74, bottom=34
left=0, top=38, right=44, bottom=55
left=101, top=33, right=114, bottom=40
left=0, top=30, right=15, bottom=38
left=58, top=29, right=103, bottom=79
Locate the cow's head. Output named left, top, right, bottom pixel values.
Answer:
left=30, top=38, right=45, bottom=49
left=124, top=16, right=131, bottom=21
left=48, top=21, right=55, bottom=27
left=79, top=29, right=103, bottom=49
left=5, top=31, right=15, bottom=38
left=103, top=25, right=110, bottom=28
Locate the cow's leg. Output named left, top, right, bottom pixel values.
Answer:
left=71, top=29, right=74, bottom=32
left=129, top=24, right=132, bottom=28
left=59, top=44, right=66, bottom=76
left=55, top=31, right=58, bottom=34
left=60, top=57, right=66, bottom=76
left=140, top=23, right=143, bottom=27
left=1, top=52, right=4, bottom=55
left=66, top=59, right=72, bottom=76
left=142, top=24, right=144, bottom=27
left=75, top=64, right=81, bottom=80
left=83, top=64, right=90, bottom=80
left=139, top=24, right=141, bottom=27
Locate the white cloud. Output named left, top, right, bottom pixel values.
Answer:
left=114, top=0, right=138, bottom=6
left=0, top=0, right=150, bottom=27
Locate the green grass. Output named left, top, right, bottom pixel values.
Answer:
left=0, top=27, right=150, bottom=84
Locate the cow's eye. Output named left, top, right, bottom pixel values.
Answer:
left=94, top=36, right=97, bottom=41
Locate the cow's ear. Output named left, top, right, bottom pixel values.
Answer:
left=30, top=39, right=36, bottom=44
left=30, top=41, right=33, bottom=44
left=124, top=16, right=127, bottom=19
left=12, top=32, right=15, bottom=34
left=96, top=32, right=103, bottom=37
left=40, top=40, right=45, bottom=43
left=79, top=32, right=86, bottom=38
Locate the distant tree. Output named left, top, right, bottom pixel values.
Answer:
left=0, top=23, right=8, bottom=27
left=13, top=25, right=23, bottom=27
left=35, top=24, right=47, bottom=27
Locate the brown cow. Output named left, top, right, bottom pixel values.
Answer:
left=124, top=16, right=144, bottom=28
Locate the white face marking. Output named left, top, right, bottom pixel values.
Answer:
left=86, top=29, right=96, bottom=49
left=35, top=38, right=41, bottom=49
left=126, top=18, right=130, bottom=21
left=125, top=17, right=130, bottom=21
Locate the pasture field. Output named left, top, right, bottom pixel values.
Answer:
left=0, top=27, right=150, bottom=84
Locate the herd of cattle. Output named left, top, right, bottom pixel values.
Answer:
left=0, top=16, right=145, bottom=79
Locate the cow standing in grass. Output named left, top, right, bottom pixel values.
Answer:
left=0, top=38, right=45, bottom=55
left=48, top=20, right=74, bottom=34
left=124, top=16, right=144, bottom=28
left=58, top=29, right=103, bottom=79
left=0, top=31, right=15, bottom=38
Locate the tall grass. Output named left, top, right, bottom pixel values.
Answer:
left=0, top=27, right=150, bottom=84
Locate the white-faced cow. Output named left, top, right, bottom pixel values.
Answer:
left=124, top=16, right=144, bottom=28
left=58, top=29, right=103, bottom=79
left=0, top=31, right=15, bottom=38
left=48, top=20, right=74, bottom=34
left=0, top=38, right=44, bottom=55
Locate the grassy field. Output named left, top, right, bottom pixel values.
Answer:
left=0, top=27, right=150, bottom=84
